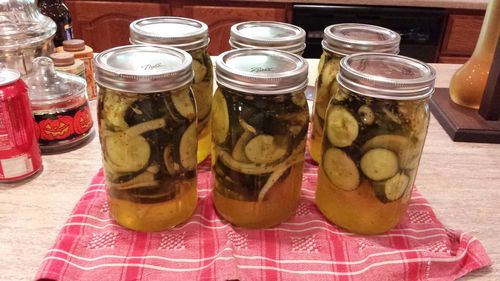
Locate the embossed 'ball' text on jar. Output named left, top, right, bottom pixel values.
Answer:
left=94, top=45, right=198, bottom=232
left=130, top=17, right=213, bottom=164
left=212, top=49, right=310, bottom=228
left=310, top=23, right=400, bottom=163
left=316, top=53, right=436, bottom=235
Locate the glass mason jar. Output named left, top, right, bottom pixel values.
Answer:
left=229, top=21, right=306, bottom=55
left=130, top=17, right=213, bottom=163
left=310, top=24, right=400, bottom=163
left=316, top=53, right=435, bottom=234
left=212, top=49, right=309, bottom=228
left=94, top=45, right=197, bottom=232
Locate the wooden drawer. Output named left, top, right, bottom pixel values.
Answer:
left=440, top=12, right=484, bottom=56
left=67, top=1, right=170, bottom=52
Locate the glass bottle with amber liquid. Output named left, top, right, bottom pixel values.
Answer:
left=37, top=0, right=73, bottom=47
left=449, top=0, right=500, bottom=109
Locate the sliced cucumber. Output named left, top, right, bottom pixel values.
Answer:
left=123, top=117, right=166, bottom=137
left=212, top=90, right=229, bottom=144
left=232, top=131, right=254, bottom=162
left=326, top=106, right=359, bottom=147
left=358, top=105, right=375, bottom=125
left=109, top=169, right=158, bottom=190
left=373, top=172, right=410, bottom=203
left=291, top=93, right=307, bottom=107
left=179, top=122, right=197, bottom=170
left=313, top=85, right=330, bottom=120
left=322, top=147, right=360, bottom=191
left=360, top=148, right=399, bottom=181
left=192, top=59, right=208, bottom=83
left=105, top=133, right=151, bottom=173
left=258, top=165, right=290, bottom=201
left=163, top=145, right=181, bottom=175
left=362, top=134, right=409, bottom=154
left=102, top=92, right=136, bottom=130
left=191, top=79, right=212, bottom=120
left=244, top=134, right=289, bottom=164
left=319, top=58, right=339, bottom=91
left=171, top=87, right=196, bottom=120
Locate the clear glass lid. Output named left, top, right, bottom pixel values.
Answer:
left=0, top=0, right=56, bottom=50
left=23, top=57, right=87, bottom=107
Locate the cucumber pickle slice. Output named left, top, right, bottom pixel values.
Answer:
left=322, top=147, right=360, bottom=191
left=373, top=172, right=410, bottom=203
left=212, top=90, right=229, bottom=144
left=360, top=148, right=399, bottom=181
left=326, top=106, right=359, bottom=148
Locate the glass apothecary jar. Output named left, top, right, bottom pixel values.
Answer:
left=229, top=21, right=306, bottom=55
left=316, top=53, right=435, bottom=234
left=94, top=45, right=197, bottom=232
left=212, top=49, right=309, bottom=228
left=310, top=23, right=400, bottom=163
left=130, top=17, right=213, bottom=163
left=24, top=57, right=93, bottom=153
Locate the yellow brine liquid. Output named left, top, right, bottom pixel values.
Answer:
left=449, top=0, right=500, bottom=109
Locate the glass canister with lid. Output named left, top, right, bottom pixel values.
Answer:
left=310, top=23, right=400, bottom=163
left=212, top=49, right=310, bottom=228
left=316, top=53, right=436, bottom=235
left=229, top=21, right=306, bottom=55
left=130, top=17, right=213, bottom=164
left=94, top=45, right=198, bottom=232
left=23, top=57, right=94, bottom=153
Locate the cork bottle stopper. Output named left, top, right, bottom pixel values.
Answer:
left=63, top=39, right=86, bottom=52
left=50, top=52, right=75, bottom=67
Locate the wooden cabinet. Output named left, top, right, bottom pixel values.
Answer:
left=171, top=4, right=287, bottom=55
left=438, top=10, right=485, bottom=63
left=66, top=1, right=169, bottom=52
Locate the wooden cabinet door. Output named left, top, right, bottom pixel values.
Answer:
left=66, top=1, right=169, bottom=52
left=173, top=5, right=287, bottom=55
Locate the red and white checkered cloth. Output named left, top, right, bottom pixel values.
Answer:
left=36, top=158, right=491, bottom=281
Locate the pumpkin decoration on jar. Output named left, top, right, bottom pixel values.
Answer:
left=23, top=57, right=94, bottom=153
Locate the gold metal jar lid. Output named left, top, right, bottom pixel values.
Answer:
left=129, top=17, right=209, bottom=51
left=216, top=48, right=308, bottom=95
left=337, top=53, right=436, bottom=100
left=322, top=23, right=400, bottom=56
left=94, top=45, right=193, bottom=93
left=229, top=21, right=306, bottom=55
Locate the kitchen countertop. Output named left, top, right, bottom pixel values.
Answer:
left=0, top=62, right=498, bottom=280
left=250, top=0, right=489, bottom=10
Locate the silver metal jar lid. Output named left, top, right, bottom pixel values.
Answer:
left=0, top=63, right=21, bottom=86
left=129, top=17, right=209, bottom=51
left=229, top=21, right=306, bottom=55
left=322, top=23, right=400, bottom=56
left=94, top=45, right=193, bottom=93
left=216, top=48, right=308, bottom=95
left=337, top=53, right=436, bottom=100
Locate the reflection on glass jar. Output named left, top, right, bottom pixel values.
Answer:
left=130, top=17, right=213, bottom=163
left=310, top=23, right=400, bottom=163
left=316, top=53, right=435, bottom=235
left=212, top=49, right=309, bottom=228
left=94, top=45, right=197, bottom=232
